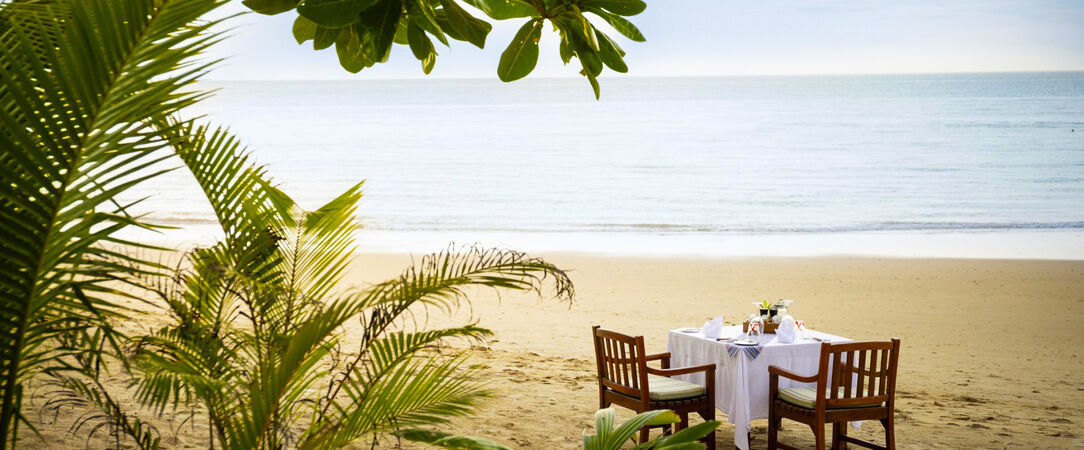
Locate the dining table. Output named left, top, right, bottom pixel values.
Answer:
left=667, top=325, right=853, bottom=450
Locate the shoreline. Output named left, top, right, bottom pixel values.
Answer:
left=117, top=226, right=1084, bottom=260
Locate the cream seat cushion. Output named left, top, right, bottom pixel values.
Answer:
left=647, top=374, right=705, bottom=401
left=778, top=387, right=883, bottom=409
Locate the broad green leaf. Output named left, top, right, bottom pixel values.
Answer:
left=243, top=0, right=300, bottom=15
left=497, top=19, right=542, bottom=82
left=595, top=29, right=627, bottom=73
left=335, top=25, right=371, bottom=72
left=580, top=50, right=603, bottom=77
left=355, top=0, right=402, bottom=63
left=462, top=0, right=535, bottom=19
left=644, top=410, right=681, bottom=427
left=558, top=37, right=573, bottom=64
left=576, top=13, right=600, bottom=52
left=438, top=0, right=492, bottom=48
left=407, top=0, right=449, bottom=45
left=422, top=53, right=436, bottom=73
left=609, top=410, right=678, bottom=445
left=584, top=6, right=645, bottom=42
left=651, top=420, right=721, bottom=447
left=407, top=23, right=435, bottom=61
left=553, top=12, right=596, bottom=53
left=655, top=444, right=707, bottom=450
left=396, top=429, right=511, bottom=450
left=314, top=26, right=340, bottom=49
left=293, top=16, right=318, bottom=44
left=582, top=0, right=646, bottom=16
left=394, top=17, right=409, bottom=44
left=298, top=0, right=379, bottom=28
left=587, top=73, right=600, bottom=99
left=594, top=408, right=615, bottom=443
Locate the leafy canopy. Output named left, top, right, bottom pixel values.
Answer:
left=248, top=0, right=647, bottom=98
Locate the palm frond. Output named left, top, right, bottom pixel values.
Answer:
left=275, top=182, right=363, bottom=326
left=0, top=0, right=227, bottom=443
left=357, top=246, right=573, bottom=340
left=165, top=122, right=294, bottom=285
left=224, top=294, right=369, bottom=450
left=395, top=429, right=511, bottom=450
left=301, top=353, right=489, bottom=449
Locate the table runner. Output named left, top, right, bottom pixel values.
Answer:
left=668, top=326, right=853, bottom=450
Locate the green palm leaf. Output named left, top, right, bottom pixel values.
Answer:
left=0, top=0, right=227, bottom=444
left=302, top=354, right=488, bottom=448
left=396, top=429, right=510, bottom=450
left=134, top=101, right=577, bottom=450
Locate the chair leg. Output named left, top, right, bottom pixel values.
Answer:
left=882, top=416, right=895, bottom=450
left=639, top=426, right=650, bottom=445
left=832, top=422, right=848, bottom=450
left=678, top=412, right=689, bottom=431
left=767, top=416, right=779, bottom=450
left=813, top=422, right=826, bottom=450
left=699, top=407, right=716, bottom=450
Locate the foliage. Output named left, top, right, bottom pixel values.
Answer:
left=0, top=0, right=229, bottom=445
left=250, top=0, right=648, bottom=98
left=583, top=408, right=721, bottom=450
left=123, top=122, right=575, bottom=449
left=1, top=0, right=593, bottom=447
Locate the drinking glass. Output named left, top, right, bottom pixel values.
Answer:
left=747, top=314, right=763, bottom=342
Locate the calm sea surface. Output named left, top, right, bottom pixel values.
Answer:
left=132, top=73, right=1084, bottom=256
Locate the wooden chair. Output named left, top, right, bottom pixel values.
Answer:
left=591, top=325, right=717, bottom=450
left=768, top=338, right=901, bottom=450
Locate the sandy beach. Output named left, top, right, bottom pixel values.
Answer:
left=21, top=253, right=1084, bottom=449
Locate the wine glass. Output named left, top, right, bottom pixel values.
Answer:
left=747, top=314, right=763, bottom=343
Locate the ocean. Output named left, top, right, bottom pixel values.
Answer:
left=128, top=72, right=1084, bottom=258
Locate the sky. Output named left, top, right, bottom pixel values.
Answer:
left=205, top=0, right=1084, bottom=80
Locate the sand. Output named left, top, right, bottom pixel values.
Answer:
left=19, top=253, right=1084, bottom=449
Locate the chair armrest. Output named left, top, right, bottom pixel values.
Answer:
left=647, top=363, right=714, bottom=377
left=644, top=352, right=671, bottom=369
left=768, top=364, right=818, bottom=383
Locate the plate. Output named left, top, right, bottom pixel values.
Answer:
left=678, top=328, right=701, bottom=333
left=732, top=339, right=760, bottom=346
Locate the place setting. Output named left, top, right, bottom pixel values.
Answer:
left=665, top=299, right=869, bottom=449
left=680, top=299, right=817, bottom=346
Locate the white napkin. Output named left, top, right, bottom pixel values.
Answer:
left=702, top=316, right=724, bottom=339
left=776, top=314, right=797, bottom=343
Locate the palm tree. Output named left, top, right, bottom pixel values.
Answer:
left=1, top=0, right=647, bottom=446
left=0, top=0, right=229, bottom=445
left=123, top=123, right=574, bottom=449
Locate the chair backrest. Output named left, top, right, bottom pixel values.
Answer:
left=591, top=326, right=650, bottom=404
left=817, top=338, right=900, bottom=409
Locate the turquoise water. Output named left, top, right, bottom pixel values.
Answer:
left=134, top=73, right=1084, bottom=256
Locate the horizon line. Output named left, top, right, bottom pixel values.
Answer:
left=200, top=69, right=1084, bottom=83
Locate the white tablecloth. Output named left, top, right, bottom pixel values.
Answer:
left=667, top=326, right=852, bottom=450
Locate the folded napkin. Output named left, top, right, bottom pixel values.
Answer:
left=776, top=314, right=797, bottom=343
left=702, top=316, right=724, bottom=338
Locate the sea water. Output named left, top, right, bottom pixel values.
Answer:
left=127, top=73, right=1084, bottom=258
